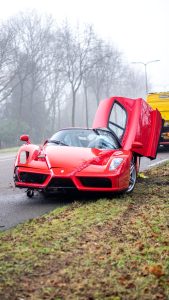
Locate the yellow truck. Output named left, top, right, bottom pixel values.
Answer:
left=146, top=92, right=169, bottom=148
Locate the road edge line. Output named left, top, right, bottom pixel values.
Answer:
left=149, top=158, right=169, bottom=168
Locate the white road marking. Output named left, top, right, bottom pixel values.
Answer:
left=149, top=158, right=169, bottom=168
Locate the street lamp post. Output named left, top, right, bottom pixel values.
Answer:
left=132, top=60, right=160, bottom=94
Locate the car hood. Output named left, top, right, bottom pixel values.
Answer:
left=45, top=145, right=115, bottom=168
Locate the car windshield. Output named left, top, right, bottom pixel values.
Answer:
left=48, top=128, right=119, bottom=150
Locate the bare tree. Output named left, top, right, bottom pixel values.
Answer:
left=41, top=29, right=67, bottom=133
left=59, top=22, right=96, bottom=126
left=0, top=12, right=147, bottom=147
left=112, top=65, right=147, bottom=98
left=88, top=40, right=124, bottom=104
left=0, top=23, right=18, bottom=104
left=8, top=11, right=55, bottom=138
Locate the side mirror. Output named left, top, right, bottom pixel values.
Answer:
left=132, top=141, right=143, bottom=149
left=20, top=135, right=31, bottom=144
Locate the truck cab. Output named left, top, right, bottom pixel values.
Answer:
left=146, top=92, right=169, bottom=148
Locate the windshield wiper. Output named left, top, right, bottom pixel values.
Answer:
left=49, top=140, right=68, bottom=146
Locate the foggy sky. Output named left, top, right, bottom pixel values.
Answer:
left=0, top=0, right=168, bottom=91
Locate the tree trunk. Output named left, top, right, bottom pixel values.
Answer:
left=84, top=85, right=89, bottom=128
left=57, top=98, right=61, bottom=129
left=71, top=87, right=76, bottom=127
left=29, top=86, right=35, bottom=137
left=51, top=98, right=56, bottom=133
left=17, top=80, right=24, bottom=135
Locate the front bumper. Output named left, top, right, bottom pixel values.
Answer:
left=14, top=166, right=129, bottom=192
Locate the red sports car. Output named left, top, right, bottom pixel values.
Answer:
left=14, top=97, right=162, bottom=197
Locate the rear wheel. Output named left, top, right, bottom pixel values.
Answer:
left=126, top=159, right=137, bottom=193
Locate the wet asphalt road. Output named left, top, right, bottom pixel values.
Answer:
left=0, top=153, right=70, bottom=231
left=0, top=149, right=168, bottom=231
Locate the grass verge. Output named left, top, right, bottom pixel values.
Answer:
left=0, top=163, right=169, bottom=300
left=0, top=147, right=19, bottom=154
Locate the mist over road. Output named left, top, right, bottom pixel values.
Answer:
left=0, top=150, right=168, bottom=231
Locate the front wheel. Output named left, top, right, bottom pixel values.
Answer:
left=126, top=159, right=137, bottom=193
left=26, top=189, right=34, bottom=198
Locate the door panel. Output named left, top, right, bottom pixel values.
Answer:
left=92, top=97, right=162, bottom=159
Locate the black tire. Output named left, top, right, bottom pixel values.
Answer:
left=27, top=189, right=34, bottom=198
left=126, top=159, right=137, bottom=193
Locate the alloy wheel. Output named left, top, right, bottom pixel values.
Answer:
left=126, top=160, right=136, bottom=193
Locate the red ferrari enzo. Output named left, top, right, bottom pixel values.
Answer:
left=14, top=97, right=162, bottom=197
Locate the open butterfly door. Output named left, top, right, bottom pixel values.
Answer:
left=92, top=96, right=162, bottom=159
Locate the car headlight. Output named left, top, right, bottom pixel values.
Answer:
left=109, top=158, right=124, bottom=171
left=19, top=151, right=29, bottom=164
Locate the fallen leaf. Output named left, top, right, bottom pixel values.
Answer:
left=138, top=173, right=149, bottom=179
left=148, top=264, right=165, bottom=277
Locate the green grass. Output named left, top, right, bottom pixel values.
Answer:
left=0, top=163, right=169, bottom=299
left=0, top=147, right=19, bottom=154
